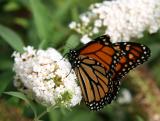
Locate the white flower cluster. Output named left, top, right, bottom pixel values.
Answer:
left=12, top=46, right=82, bottom=107
left=117, top=89, right=132, bottom=104
left=69, top=0, right=160, bottom=44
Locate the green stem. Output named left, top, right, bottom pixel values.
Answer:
left=34, top=105, right=58, bottom=121
left=39, top=39, right=47, bottom=49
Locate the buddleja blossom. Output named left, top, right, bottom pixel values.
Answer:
left=117, top=89, right=132, bottom=104
left=69, top=0, right=160, bottom=44
left=12, top=46, right=82, bottom=107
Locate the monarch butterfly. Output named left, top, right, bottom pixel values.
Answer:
left=67, top=35, right=150, bottom=111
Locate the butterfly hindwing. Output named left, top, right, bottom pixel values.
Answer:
left=74, top=55, right=114, bottom=110
left=108, top=42, right=151, bottom=100
left=112, top=42, right=151, bottom=80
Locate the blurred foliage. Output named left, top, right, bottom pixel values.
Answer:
left=0, top=0, right=160, bottom=121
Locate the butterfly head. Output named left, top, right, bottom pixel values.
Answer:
left=68, top=49, right=79, bottom=68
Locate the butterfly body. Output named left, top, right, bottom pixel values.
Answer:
left=68, top=35, right=150, bottom=111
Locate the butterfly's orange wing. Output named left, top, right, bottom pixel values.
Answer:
left=113, top=42, right=150, bottom=80
left=109, top=42, right=151, bottom=99
left=75, top=56, right=113, bottom=110
left=80, top=35, right=119, bottom=72
left=68, top=35, right=151, bottom=111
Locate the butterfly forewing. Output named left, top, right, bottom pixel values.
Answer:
left=79, top=35, right=119, bottom=73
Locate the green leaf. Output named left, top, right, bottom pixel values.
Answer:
left=29, top=0, right=52, bottom=48
left=0, top=24, right=24, bottom=52
left=49, top=109, right=62, bottom=121
left=4, top=91, right=29, bottom=103
left=71, top=6, right=79, bottom=21
left=53, top=0, right=73, bottom=21
left=0, top=72, right=12, bottom=93
left=148, top=44, right=160, bottom=61
left=0, top=59, right=12, bottom=70
left=3, top=1, right=20, bottom=11
left=136, top=115, right=145, bottom=121
left=63, top=34, right=80, bottom=54
left=152, top=64, right=160, bottom=87
left=3, top=91, right=37, bottom=118
left=63, top=110, right=99, bottom=121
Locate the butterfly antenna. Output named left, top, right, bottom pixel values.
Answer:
left=60, top=53, right=69, bottom=61
left=61, top=53, right=73, bottom=78
left=65, top=68, right=72, bottom=78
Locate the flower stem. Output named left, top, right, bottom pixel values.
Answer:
left=34, top=105, right=58, bottom=121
